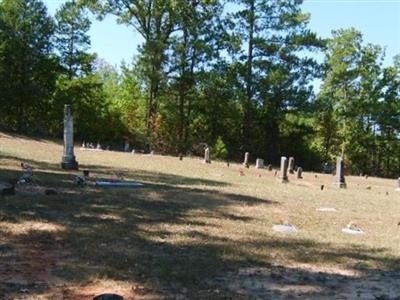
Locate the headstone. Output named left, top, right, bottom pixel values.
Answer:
left=150, top=150, right=154, bottom=155
left=335, top=157, right=346, bottom=188
left=81, top=141, right=85, bottom=148
left=96, top=142, right=101, bottom=150
left=342, top=223, right=365, bottom=235
left=296, top=167, right=303, bottom=179
left=144, top=143, right=150, bottom=154
left=273, top=224, right=298, bottom=234
left=179, top=153, right=183, bottom=160
left=124, top=141, right=130, bottom=152
left=204, top=147, right=211, bottom=164
left=256, top=158, right=264, bottom=169
left=267, top=164, right=272, bottom=171
left=317, top=207, right=337, bottom=212
left=279, top=156, right=288, bottom=183
left=288, top=157, right=295, bottom=174
left=243, top=152, right=250, bottom=168
left=61, top=104, right=79, bottom=170
left=131, top=149, right=135, bottom=154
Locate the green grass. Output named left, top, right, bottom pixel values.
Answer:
left=0, top=132, right=399, bottom=299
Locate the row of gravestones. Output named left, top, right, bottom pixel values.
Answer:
left=60, top=104, right=400, bottom=191
left=204, top=147, right=347, bottom=188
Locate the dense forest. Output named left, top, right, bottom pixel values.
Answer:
left=0, top=0, right=399, bottom=177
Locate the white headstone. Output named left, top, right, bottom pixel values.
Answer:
left=256, top=158, right=264, bottom=169
left=61, top=105, right=78, bottom=169
left=204, top=147, right=211, bottom=164
left=243, top=152, right=250, bottom=168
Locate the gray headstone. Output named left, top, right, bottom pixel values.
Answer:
left=243, top=152, right=250, bottom=168
left=279, top=156, right=288, bottom=183
left=204, top=147, right=211, bottom=164
left=288, top=157, right=295, bottom=174
left=61, top=105, right=78, bottom=170
left=296, top=167, right=303, bottom=179
left=335, top=157, right=346, bottom=188
left=124, top=141, right=130, bottom=152
left=256, top=158, right=264, bottom=169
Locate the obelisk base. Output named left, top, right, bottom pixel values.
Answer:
left=61, top=156, right=79, bottom=170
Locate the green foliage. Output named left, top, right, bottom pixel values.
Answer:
left=213, top=137, right=228, bottom=160
left=0, top=0, right=58, bottom=132
left=316, top=28, right=399, bottom=177
left=55, top=1, right=94, bottom=79
left=0, top=0, right=398, bottom=177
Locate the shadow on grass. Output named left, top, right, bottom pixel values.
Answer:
left=0, top=159, right=399, bottom=299
left=0, top=153, right=230, bottom=188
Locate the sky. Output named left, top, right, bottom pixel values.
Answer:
left=44, top=0, right=400, bottom=68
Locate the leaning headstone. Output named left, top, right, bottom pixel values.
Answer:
left=243, top=152, right=250, bottom=168
left=256, top=158, right=264, bottom=169
left=61, top=104, right=79, bottom=170
left=296, top=167, right=303, bottom=179
left=279, top=156, right=289, bottom=183
left=335, top=157, right=346, bottom=188
left=204, top=147, right=211, bottom=164
left=288, top=157, right=295, bottom=174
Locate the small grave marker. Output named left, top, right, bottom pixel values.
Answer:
left=317, top=207, right=337, bottom=212
left=296, top=167, right=303, bottom=179
left=256, top=158, right=264, bottom=169
left=273, top=223, right=298, bottom=234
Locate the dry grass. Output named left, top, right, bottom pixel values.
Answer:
left=0, top=132, right=399, bottom=299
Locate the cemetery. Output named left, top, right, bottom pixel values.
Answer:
left=0, top=0, right=399, bottom=299
left=0, top=126, right=399, bottom=299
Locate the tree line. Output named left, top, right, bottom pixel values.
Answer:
left=0, top=0, right=398, bottom=177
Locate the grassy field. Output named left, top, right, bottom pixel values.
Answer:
left=0, top=132, right=399, bottom=299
